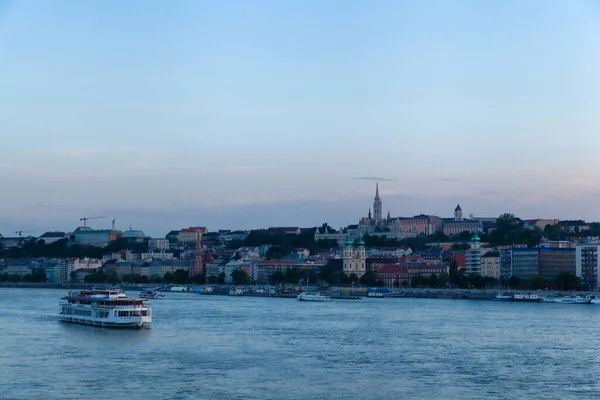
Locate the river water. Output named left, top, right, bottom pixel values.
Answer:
left=1, top=288, right=599, bottom=399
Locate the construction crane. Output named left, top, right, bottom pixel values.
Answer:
left=112, top=219, right=116, bottom=230
left=15, top=230, right=34, bottom=237
left=80, top=216, right=107, bottom=227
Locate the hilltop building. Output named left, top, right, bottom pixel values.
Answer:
left=442, top=204, right=482, bottom=235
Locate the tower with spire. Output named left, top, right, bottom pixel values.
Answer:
left=342, top=231, right=366, bottom=278
left=373, top=183, right=383, bottom=221
left=454, top=204, right=463, bottom=220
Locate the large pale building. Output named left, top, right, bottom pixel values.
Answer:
left=465, top=233, right=482, bottom=275
left=343, top=234, right=366, bottom=278
left=481, top=251, right=500, bottom=279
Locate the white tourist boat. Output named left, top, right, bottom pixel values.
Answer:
left=590, top=297, right=600, bottom=305
left=573, top=295, right=592, bottom=304
left=513, top=293, right=541, bottom=302
left=139, top=289, right=165, bottom=299
left=297, top=292, right=331, bottom=302
left=59, top=289, right=152, bottom=329
left=553, top=296, right=575, bottom=304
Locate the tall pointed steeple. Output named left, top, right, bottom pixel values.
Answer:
left=373, top=183, right=383, bottom=221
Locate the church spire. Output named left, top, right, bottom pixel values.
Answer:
left=373, top=183, right=383, bottom=221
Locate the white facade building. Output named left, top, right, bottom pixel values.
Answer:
left=148, top=238, right=170, bottom=251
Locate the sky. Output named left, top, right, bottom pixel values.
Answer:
left=1, top=0, right=600, bottom=237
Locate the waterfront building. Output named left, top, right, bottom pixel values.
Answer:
left=480, top=251, right=500, bottom=279
left=499, top=247, right=513, bottom=283
left=511, top=247, right=576, bottom=286
left=538, top=248, right=576, bottom=284
left=465, top=233, right=482, bottom=275
left=342, top=233, right=366, bottom=278
left=58, top=259, right=74, bottom=284
left=511, top=248, right=540, bottom=283
left=376, top=264, right=449, bottom=287
left=147, top=260, right=192, bottom=278
left=575, top=244, right=600, bottom=290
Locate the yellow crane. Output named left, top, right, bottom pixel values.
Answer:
left=79, top=216, right=107, bottom=227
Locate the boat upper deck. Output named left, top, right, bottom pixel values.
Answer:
left=62, top=290, right=146, bottom=305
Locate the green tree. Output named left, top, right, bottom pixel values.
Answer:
left=217, top=272, right=226, bottom=284
left=437, top=272, right=449, bottom=288
left=451, top=243, right=470, bottom=251
left=270, top=271, right=285, bottom=284
left=449, top=259, right=459, bottom=287
left=508, top=276, right=520, bottom=289
left=359, top=272, right=380, bottom=287
left=427, top=273, right=438, bottom=288
left=207, top=275, right=218, bottom=284
left=266, top=246, right=289, bottom=260
left=554, top=272, right=580, bottom=290
left=348, top=273, right=359, bottom=284
left=189, top=274, right=206, bottom=284
left=285, top=267, right=302, bottom=284
left=458, top=231, right=472, bottom=241
left=231, top=269, right=250, bottom=285
left=530, top=275, right=544, bottom=290
left=319, top=267, right=338, bottom=285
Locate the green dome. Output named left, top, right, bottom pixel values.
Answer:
left=356, top=233, right=365, bottom=247
left=471, top=232, right=480, bottom=242
left=344, top=232, right=353, bottom=247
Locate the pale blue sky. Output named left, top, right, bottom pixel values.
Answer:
left=1, top=0, right=600, bottom=236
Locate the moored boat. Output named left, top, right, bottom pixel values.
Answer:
left=513, top=293, right=541, bottom=302
left=139, top=289, right=165, bottom=299
left=59, top=289, right=151, bottom=329
left=297, top=292, right=331, bottom=302
left=493, top=293, right=513, bottom=301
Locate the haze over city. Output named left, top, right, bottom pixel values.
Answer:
left=1, top=0, right=600, bottom=236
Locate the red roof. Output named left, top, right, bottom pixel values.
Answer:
left=180, top=227, right=207, bottom=233
left=377, top=265, right=406, bottom=274
left=453, top=254, right=466, bottom=267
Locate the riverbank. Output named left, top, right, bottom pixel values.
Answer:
left=2, top=282, right=597, bottom=301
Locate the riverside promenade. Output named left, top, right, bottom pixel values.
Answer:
left=0, top=282, right=594, bottom=301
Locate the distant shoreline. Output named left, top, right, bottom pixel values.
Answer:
left=2, top=283, right=597, bottom=301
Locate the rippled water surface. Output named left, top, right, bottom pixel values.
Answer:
left=2, top=288, right=600, bottom=399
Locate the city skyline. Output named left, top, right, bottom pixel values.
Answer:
left=1, top=1, right=600, bottom=235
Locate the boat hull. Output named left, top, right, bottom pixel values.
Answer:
left=59, top=315, right=150, bottom=329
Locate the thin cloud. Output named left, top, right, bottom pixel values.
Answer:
left=353, top=177, right=396, bottom=182
left=480, top=189, right=499, bottom=196
left=433, top=178, right=460, bottom=182
left=223, top=165, right=268, bottom=172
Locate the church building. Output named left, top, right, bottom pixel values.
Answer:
left=342, top=232, right=366, bottom=278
